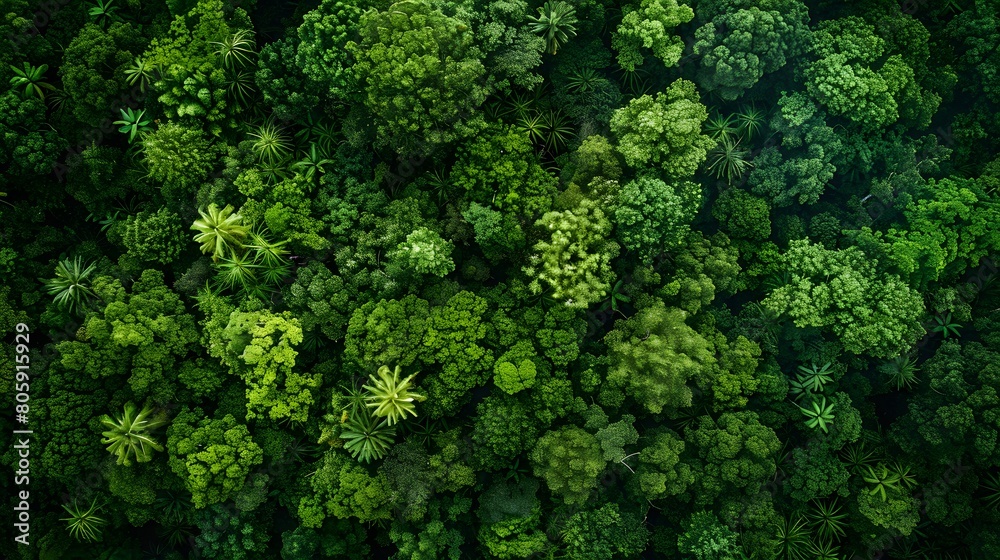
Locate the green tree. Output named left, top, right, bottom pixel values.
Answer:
left=142, top=122, right=220, bottom=199
left=677, top=511, right=743, bottom=560
left=363, top=365, right=427, bottom=426
left=612, top=0, right=694, bottom=71
left=387, top=227, right=455, bottom=278
left=602, top=300, right=716, bottom=413
left=628, top=429, right=694, bottom=501
left=348, top=0, right=488, bottom=155
left=692, top=5, right=809, bottom=100
left=528, top=0, right=578, bottom=55
left=210, top=309, right=320, bottom=423
left=687, top=411, right=781, bottom=506
left=562, top=502, right=649, bottom=560
left=529, top=425, right=605, bottom=505
left=762, top=239, right=925, bottom=358
left=122, top=208, right=186, bottom=265
left=166, top=409, right=264, bottom=509
left=42, top=257, right=99, bottom=316
left=523, top=198, right=620, bottom=309
left=610, top=79, right=715, bottom=178
left=614, top=174, right=701, bottom=263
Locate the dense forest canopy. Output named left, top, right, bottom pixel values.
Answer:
left=2, top=0, right=1000, bottom=558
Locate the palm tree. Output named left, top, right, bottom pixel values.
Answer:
left=213, top=251, right=262, bottom=296
left=798, top=396, right=835, bottom=433
left=805, top=498, right=848, bottom=541
left=191, top=203, right=249, bottom=262
left=363, top=365, right=427, bottom=426
left=735, top=104, right=766, bottom=140
left=772, top=516, right=812, bottom=560
left=124, top=57, right=156, bottom=92
left=9, top=62, right=56, bottom=101
left=566, top=67, right=601, bottom=93
left=290, top=143, right=334, bottom=182
left=225, top=69, right=256, bottom=108
left=839, top=441, right=878, bottom=474
left=796, top=362, right=834, bottom=393
left=61, top=497, right=107, bottom=542
left=706, top=136, right=753, bottom=184
left=87, top=0, right=120, bottom=27
left=704, top=113, right=739, bottom=140
left=881, top=354, right=919, bottom=390
left=113, top=107, right=152, bottom=143
left=99, top=403, right=166, bottom=466
left=979, top=471, right=1000, bottom=509
left=42, top=257, right=98, bottom=316
left=931, top=311, right=962, bottom=338
left=211, top=29, right=257, bottom=70
left=529, top=1, right=578, bottom=55
left=248, top=121, right=292, bottom=165
left=245, top=229, right=292, bottom=286
left=339, top=410, right=396, bottom=463
left=863, top=463, right=902, bottom=502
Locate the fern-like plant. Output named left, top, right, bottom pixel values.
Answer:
left=113, top=107, right=152, bottom=143
left=805, top=498, right=848, bottom=541
left=248, top=121, right=291, bottom=165
left=191, top=203, right=249, bottom=262
left=881, top=355, right=920, bottom=390
left=99, top=403, right=166, bottom=466
left=339, top=410, right=395, bottom=463
left=799, top=396, right=835, bottom=433
left=796, top=362, right=834, bottom=393
left=211, top=29, right=257, bottom=70
left=9, top=62, right=55, bottom=101
left=706, top=135, right=753, bottom=184
left=42, top=257, right=98, bottom=316
left=61, top=497, right=107, bottom=542
left=363, top=365, right=427, bottom=426
left=863, top=463, right=902, bottom=502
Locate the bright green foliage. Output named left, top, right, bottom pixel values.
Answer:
left=798, top=396, right=836, bottom=433
left=603, top=300, right=716, bottom=413
left=493, top=359, right=537, bottom=395
left=42, top=257, right=98, bottom=316
left=687, top=411, right=781, bottom=506
left=142, top=123, right=219, bottom=196
left=802, top=16, right=939, bottom=133
left=613, top=0, right=694, bottom=71
left=762, top=239, right=925, bottom=358
left=61, top=498, right=108, bottom=543
left=628, top=429, right=693, bottom=501
left=529, top=425, right=605, bottom=505
left=561, top=134, right=624, bottom=189
left=9, top=61, right=54, bottom=100
left=212, top=309, right=319, bottom=423
left=122, top=208, right=186, bottom=265
left=472, top=0, right=546, bottom=91
left=58, top=270, right=200, bottom=401
left=418, top=290, right=494, bottom=416
left=614, top=174, right=701, bottom=263
left=563, top=502, right=649, bottom=560
left=99, top=403, right=166, bottom=466
left=387, top=227, right=455, bottom=278
left=709, top=335, right=762, bottom=412
left=451, top=125, right=558, bottom=220
left=879, top=177, right=1000, bottom=288
left=349, top=0, right=487, bottom=155
left=855, top=486, right=920, bottom=537
left=693, top=6, right=809, bottom=100
left=524, top=198, right=620, bottom=309
left=166, top=409, right=264, bottom=509
left=677, top=511, right=743, bottom=560
left=191, top=203, right=249, bottom=262
left=143, top=0, right=239, bottom=135
left=363, top=365, right=426, bottom=426
left=594, top=413, right=639, bottom=463
left=298, top=451, right=393, bottom=525
left=610, top=79, right=715, bottom=178
left=113, top=108, right=152, bottom=143
left=529, top=0, right=578, bottom=55
left=293, top=0, right=363, bottom=101
left=462, top=202, right=527, bottom=262
left=345, top=295, right=431, bottom=369
left=241, top=173, right=331, bottom=253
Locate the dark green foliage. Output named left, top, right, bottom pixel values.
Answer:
left=10, top=3, right=999, bottom=558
